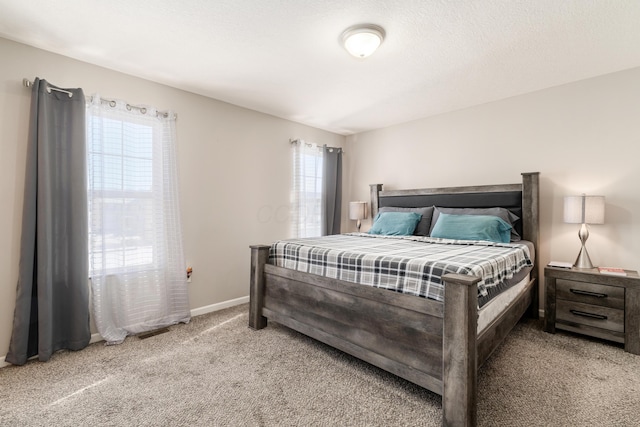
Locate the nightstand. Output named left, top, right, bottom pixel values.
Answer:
left=544, top=266, right=640, bottom=354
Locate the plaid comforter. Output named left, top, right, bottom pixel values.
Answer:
left=270, top=233, right=533, bottom=307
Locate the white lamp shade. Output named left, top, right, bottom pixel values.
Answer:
left=564, top=195, right=605, bottom=224
left=349, top=201, right=368, bottom=220
left=342, top=25, right=385, bottom=58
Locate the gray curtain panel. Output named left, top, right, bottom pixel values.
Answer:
left=322, top=146, right=342, bottom=235
left=6, top=78, right=90, bottom=365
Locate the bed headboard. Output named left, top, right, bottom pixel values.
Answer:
left=369, top=172, right=540, bottom=264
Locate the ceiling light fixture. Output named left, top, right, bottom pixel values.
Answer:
left=341, top=24, right=385, bottom=58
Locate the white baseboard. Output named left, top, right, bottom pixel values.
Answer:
left=89, top=332, right=104, bottom=345
left=1, top=295, right=250, bottom=368
left=190, top=295, right=249, bottom=317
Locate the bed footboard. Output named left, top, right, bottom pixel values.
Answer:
left=249, top=245, right=483, bottom=426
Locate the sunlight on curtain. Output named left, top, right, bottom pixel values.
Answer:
left=291, top=140, right=323, bottom=238
left=86, top=96, right=189, bottom=344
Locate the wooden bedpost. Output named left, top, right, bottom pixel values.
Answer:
left=369, top=184, right=383, bottom=219
left=442, top=273, right=480, bottom=427
left=521, top=172, right=540, bottom=319
left=249, top=245, right=270, bottom=330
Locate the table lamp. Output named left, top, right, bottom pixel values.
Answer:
left=349, top=201, right=368, bottom=232
left=564, top=194, right=605, bottom=269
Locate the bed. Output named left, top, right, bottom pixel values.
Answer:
left=249, top=172, right=539, bottom=426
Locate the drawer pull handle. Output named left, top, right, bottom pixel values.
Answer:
left=570, top=289, right=607, bottom=298
left=570, top=310, right=608, bottom=320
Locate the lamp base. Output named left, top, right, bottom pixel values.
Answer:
left=574, top=245, right=594, bottom=269
left=573, top=223, right=595, bottom=269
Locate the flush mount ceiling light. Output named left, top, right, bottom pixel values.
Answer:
left=341, top=24, right=385, bottom=58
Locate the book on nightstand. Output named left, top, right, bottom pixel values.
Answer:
left=598, top=267, right=627, bottom=276
left=548, top=261, right=573, bottom=269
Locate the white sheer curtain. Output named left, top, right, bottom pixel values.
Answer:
left=291, top=140, right=323, bottom=237
left=86, top=95, right=190, bottom=344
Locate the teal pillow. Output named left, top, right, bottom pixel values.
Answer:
left=368, top=212, right=422, bottom=236
left=378, top=206, right=434, bottom=236
left=429, top=207, right=521, bottom=241
left=430, top=213, right=512, bottom=243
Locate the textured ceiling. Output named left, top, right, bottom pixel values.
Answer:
left=2, top=1, right=640, bottom=135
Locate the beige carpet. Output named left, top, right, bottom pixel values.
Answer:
left=1, top=304, right=639, bottom=426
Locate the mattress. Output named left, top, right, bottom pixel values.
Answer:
left=270, top=233, right=533, bottom=308
left=477, top=273, right=530, bottom=333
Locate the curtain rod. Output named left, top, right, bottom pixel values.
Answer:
left=22, top=78, right=176, bottom=119
left=289, top=138, right=345, bottom=153
left=23, top=78, right=73, bottom=97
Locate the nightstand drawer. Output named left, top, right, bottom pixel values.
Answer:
left=556, top=299, right=624, bottom=333
left=556, top=279, right=624, bottom=309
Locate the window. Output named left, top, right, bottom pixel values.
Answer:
left=291, top=141, right=323, bottom=238
left=87, top=115, right=158, bottom=273
left=290, top=140, right=343, bottom=238
left=86, top=97, right=189, bottom=344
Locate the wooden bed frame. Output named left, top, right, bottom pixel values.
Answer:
left=249, top=172, right=539, bottom=426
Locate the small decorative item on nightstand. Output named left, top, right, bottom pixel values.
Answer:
left=544, top=265, right=640, bottom=354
